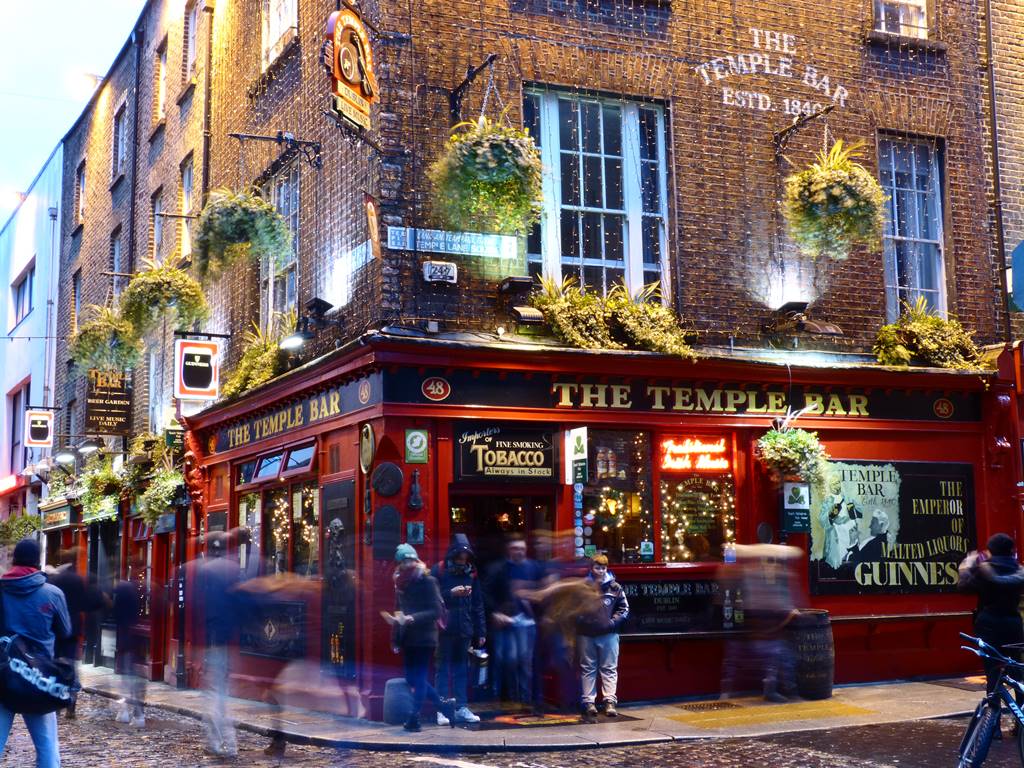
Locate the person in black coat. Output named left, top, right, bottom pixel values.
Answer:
left=431, top=535, right=486, bottom=724
left=958, top=532, right=1024, bottom=693
left=386, top=544, right=455, bottom=732
left=576, top=554, right=630, bottom=719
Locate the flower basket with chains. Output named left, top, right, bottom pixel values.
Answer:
left=193, top=188, right=292, bottom=281
left=755, top=408, right=830, bottom=484
left=69, top=305, right=144, bottom=372
left=119, top=257, right=210, bottom=335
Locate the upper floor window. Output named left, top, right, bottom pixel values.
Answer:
left=75, top=161, right=86, bottom=225
left=110, top=228, right=125, bottom=299
left=879, top=137, right=946, bottom=321
left=8, top=383, right=29, bottom=474
left=154, top=42, right=167, bottom=121
left=184, top=2, right=199, bottom=80
left=11, top=263, right=34, bottom=327
left=525, top=88, right=668, bottom=295
left=152, top=189, right=164, bottom=258
left=262, top=0, right=298, bottom=70
left=180, top=156, right=194, bottom=259
left=874, top=0, right=928, bottom=39
left=71, top=270, right=81, bottom=334
left=260, top=163, right=299, bottom=327
left=112, top=103, right=128, bottom=179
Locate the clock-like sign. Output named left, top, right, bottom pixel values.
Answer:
left=322, top=8, right=377, bottom=131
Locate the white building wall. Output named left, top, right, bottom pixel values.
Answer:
left=0, top=143, right=63, bottom=519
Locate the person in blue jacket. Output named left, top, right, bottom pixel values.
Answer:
left=431, top=535, right=486, bottom=724
left=0, top=538, right=71, bottom=768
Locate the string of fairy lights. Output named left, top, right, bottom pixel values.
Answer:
left=660, top=475, right=737, bottom=563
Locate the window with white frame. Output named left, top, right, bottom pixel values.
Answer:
left=525, top=89, right=667, bottom=295
left=180, top=156, right=194, bottom=259
left=75, top=161, right=86, bottom=225
left=260, top=163, right=299, bottom=327
left=112, top=103, right=128, bottom=178
left=110, top=228, right=125, bottom=299
left=152, top=190, right=163, bottom=258
left=8, top=383, right=29, bottom=474
left=184, top=1, right=199, bottom=80
left=879, top=137, right=946, bottom=320
left=154, top=43, right=167, bottom=121
left=11, top=263, right=34, bottom=328
left=874, top=0, right=928, bottom=39
left=262, top=0, right=298, bottom=70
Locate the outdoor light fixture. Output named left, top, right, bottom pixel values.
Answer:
left=279, top=297, right=345, bottom=351
left=511, top=305, right=545, bottom=325
left=764, top=301, right=844, bottom=337
left=54, top=448, right=77, bottom=465
left=77, top=438, right=104, bottom=455
left=498, top=276, right=534, bottom=294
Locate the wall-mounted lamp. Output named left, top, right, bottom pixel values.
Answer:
left=511, top=305, right=544, bottom=325
left=279, top=297, right=345, bottom=351
left=763, top=301, right=844, bottom=337
left=54, top=448, right=77, bottom=465
left=77, top=438, right=104, bottom=455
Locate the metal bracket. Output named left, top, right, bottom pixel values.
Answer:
left=429, top=53, right=498, bottom=126
left=228, top=131, right=323, bottom=169
left=772, top=104, right=835, bottom=154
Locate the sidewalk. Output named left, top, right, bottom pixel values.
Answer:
left=79, top=665, right=983, bottom=753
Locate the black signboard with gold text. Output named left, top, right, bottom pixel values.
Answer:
left=85, top=369, right=132, bottom=435
left=454, top=423, right=557, bottom=482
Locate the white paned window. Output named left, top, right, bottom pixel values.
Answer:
left=879, top=137, right=946, bottom=320
left=180, top=156, right=193, bottom=259
left=155, top=44, right=167, bottom=121
left=874, top=0, right=928, bottom=39
left=525, top=89, right=668, bottom=295
left=152, top=191, right=163, bottom=258
left=261, top=164, right=299, bottom=328
left=112, top=105, right=128, bottom=178
left=185, top=2, right=199, bottom=79
left=75, top=162, right=86, bottom=225
left=262, top=0, right=298, bottom=70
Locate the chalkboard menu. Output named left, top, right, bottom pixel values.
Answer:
left=620, top=579, right=720, bottom=634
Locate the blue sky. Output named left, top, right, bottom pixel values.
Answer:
left=0, top=0, right=145, bottom=223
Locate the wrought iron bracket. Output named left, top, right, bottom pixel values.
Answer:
left=228, top=131, right=323, bottom=169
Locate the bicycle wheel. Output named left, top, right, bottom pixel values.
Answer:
left=960, top=703, right=1000, bottom=768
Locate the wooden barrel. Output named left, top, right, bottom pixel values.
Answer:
left=789, top=609, right=834, bottom=700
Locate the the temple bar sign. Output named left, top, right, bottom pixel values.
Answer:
left=85, top=369, right=132, bottom=435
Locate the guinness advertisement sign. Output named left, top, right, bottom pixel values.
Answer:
left=455, top=423, right=557, bottom=482
left=85, top=369, right=132, bottom=436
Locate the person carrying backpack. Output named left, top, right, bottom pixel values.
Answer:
left=0, top=538, right=71, bottom=768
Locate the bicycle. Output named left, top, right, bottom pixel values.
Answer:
left=958, top=632, right=1024, bottom=767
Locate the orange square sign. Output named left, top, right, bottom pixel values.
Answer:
left=174, top=339, right=221, bottom=401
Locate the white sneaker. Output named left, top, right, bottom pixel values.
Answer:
left=436, top=711, right=450, bottom=726
left=454, top=706, right=480, bottom=723
left=114, top=700, right=131, bottom=724
left=129, top=714, right=145, bottom=728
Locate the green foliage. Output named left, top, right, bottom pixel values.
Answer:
left=529, top=278, right=696, bottom=358
left=79, top=455, right=120, bottom=522
left=605, top=283, right=695, bottom=359
left=45, top=471, right=70, bottom=499
left=69, top=306, right=144, bottom=372
left=428, top=116, right=543, bottom=235
left=193, top=188, right=291, bottom=281
left=530, top=277, right=619, bottom=350
left=782, top=140, right=887, bottom=260
left=119, top=257, right=209, bottom=335
left=137, top=464, right=184, bottom=525
left=873, top=297, right=983, bottom=370
left=222, top=311, right=296, bottom=399
left=756, top=423, right=830, bottom=484
left=0, top=514, right=41, bottom=547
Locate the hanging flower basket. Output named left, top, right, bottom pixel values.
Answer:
left=193, top=188, right=291, bottom=281
left=755, top=409, right=830, bottom=484
left=119, top=257, right=210, bottom=335
left=138, top=464, right=184, bottom=526
left=69, top=306, right=144, bottom=371
left=873, top=297, right=983, bottom=370
left=781, top=140, right=887, bottom=260
left=79, top=456, right=122, bottom=522
left=428, top=116, right=543, bottom=235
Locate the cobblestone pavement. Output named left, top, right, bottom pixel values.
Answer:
left=0, top=695, right=1019, bottom=767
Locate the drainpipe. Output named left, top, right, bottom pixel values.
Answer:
left=128, top=26, right=144, bottom=278
left=201, top=0, right=215, bottom=201
left=984, top=0, right=1012, bottom=342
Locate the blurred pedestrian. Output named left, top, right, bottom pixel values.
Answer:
left=197, top=531, right=241, bottom=758
left=958, top=533, right=1024, bottom=693
left=47, top=547, right=104, bottom=720
left=576, top=554, right=629, bottom=720
left=0, top=538, right=71, bottom=768
left=431, top=535, right=486, bottom=725
left=112, top=558, right=147, bottom=727
left=485, top=535, right=545, bottom=706
left=383, top=544, right=455, bottom=732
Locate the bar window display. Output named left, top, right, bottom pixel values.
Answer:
left=581, top=430, right=653, bottom=563
left=659, top=436, right=736, bottom=563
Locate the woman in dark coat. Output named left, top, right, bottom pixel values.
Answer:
left=958, top=532, right=1024, bottom=692
left=387, top=544, right=455, bottom=732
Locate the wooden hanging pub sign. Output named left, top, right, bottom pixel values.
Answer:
left=322, top=5, right=377, bottom=131
left=85, top=369, right=132, bottom=436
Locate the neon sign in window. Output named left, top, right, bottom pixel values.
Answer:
left=660, top=437, right=730, bottom=472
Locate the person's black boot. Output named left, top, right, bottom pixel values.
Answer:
left=403, top=715, right=422, bottom=732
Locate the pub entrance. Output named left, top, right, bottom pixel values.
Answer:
left=447, top=491, right=555, bottom=577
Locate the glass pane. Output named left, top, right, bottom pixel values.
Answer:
left=638, top=108, right=659, bottom=162
left=917, top=192, right=937, bottom=240
left=660, top=475, right=736, bottom=563
left=605, top=267, right=624, bottom=288
left=558, top=99, right=579, bottom=150
left=285, top=444, right=315, bottom=471
left=582, top=102, right=601, bottom=154
left=603, top=105, right=622, bottom=156
left=894, top=189, right=912, bottom=237
left=255, top=452, right=284, bottom=480
left=894, top=240, right=911, bottom=289
left=560, top=153, right=580, bottom=206
left=264, top=489, right=289, bottom=574
left=527, top=221, right=541, bottom=256
left=583, top=155, right=603, bottom=208
left=583, top=265, right=604, bottom=293
left=292, top=483, right=319, bottom=576
left=560, top=211, right=579, bottom=258
left=604, top=215, right=624, bottom=262
left=562, top=264, right=580, bottom=284
left=914, top=144, right=933, bottom=191
left=523, top=94, right=541, bottom=145
left=642, top=217, right=662, bottom=266
left=643, top=269, right=661, bottom=289
left=641, top=161, right=660, bottom=212
left=582, top=431, right=653, bottom=564
left=239, top=461, right=258, bottom=485
left=892, top=143, right=913, bottom=189
left=528, top=260, right=543, bottom=281
left=916, top=242, right=942, bottom=293
left=582, top=212, right=602, bottom=260
left=604, top=159, right=623, bottom=210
